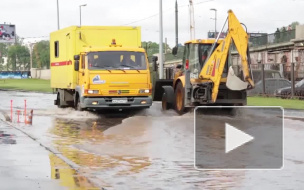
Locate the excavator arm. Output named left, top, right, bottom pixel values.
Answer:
left=199, top=10, right=254, bottom=103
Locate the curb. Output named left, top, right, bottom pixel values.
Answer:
left=284, top=116, right=304, bottom=121
left=0, top=89, right=54, bottom=94
left=0, top=112, right=103, bottom=190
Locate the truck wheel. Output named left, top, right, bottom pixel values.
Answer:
left=162, top=92, right=172, bottom=110
left=57, top=93, right=64, bottom=108
left=175, top=82, right=186, bottom=115
left=76, top=97, right=84, bottom=111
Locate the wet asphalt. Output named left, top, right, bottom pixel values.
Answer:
left=0, top=120, right=66, bottom=190
left=0, top=91, right=304, bottom=189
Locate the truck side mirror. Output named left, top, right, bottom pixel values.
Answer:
left=152, top=56, right=158, bottom=71
left=74, top=55, right=80, bottom=60
left=74, top=60, right=79, bottom=71
left=172, top=46, right=178, bottom=56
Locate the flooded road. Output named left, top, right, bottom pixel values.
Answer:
left=0, top=91, right=304, bottom=189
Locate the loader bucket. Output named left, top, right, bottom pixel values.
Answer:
left=153, top=79, right=174, bottom=101
left=226, top=66, right=248, bottom=91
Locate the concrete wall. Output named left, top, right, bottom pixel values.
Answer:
left=296, top=25, right=304, bottom=40
left=30, top=68, right=50, bottom=80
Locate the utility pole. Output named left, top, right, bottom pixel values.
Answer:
left=189, top=0, right=195, bottom=40
left=159, top=0, right=164, bottom=79
left=210, top=8, right=217, bottom=38
left=79, top=4, right=87, bottom=26
left=175, top=0, right=178, bottom=47
left=57, top=0, right=60, bottom=30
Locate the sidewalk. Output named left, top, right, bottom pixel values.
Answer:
left=0, top=120, right=65, bottom=190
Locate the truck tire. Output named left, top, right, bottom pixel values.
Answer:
left=76, top=97, right=84, bottom=111
left=175, top=82, right=186, bottom=115
left=57, top=93, right=64, bottom=108
left=162, top=92, right=172, bottom=110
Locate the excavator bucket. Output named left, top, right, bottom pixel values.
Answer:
left=226, top=66, right=248, bottom=91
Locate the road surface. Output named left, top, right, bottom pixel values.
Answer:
left=0, top=91, right=303, bottom=189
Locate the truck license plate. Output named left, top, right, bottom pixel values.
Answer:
left=112, top=99, right=128, bottom=103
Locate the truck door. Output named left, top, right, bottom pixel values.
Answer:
left=78, top=54, right=86, bottom=87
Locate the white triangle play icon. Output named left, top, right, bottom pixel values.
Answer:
left=225, top=123, right=254, bottom=153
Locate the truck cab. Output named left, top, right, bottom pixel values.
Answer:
left=74, top=46, right=152, bottom=110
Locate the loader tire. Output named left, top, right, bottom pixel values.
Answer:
left=175, top=82, right=186, bottom=115
left=162, top=92, right=172, bottom=110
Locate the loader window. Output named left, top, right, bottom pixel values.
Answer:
left=199, top=44, right=213, bottom=67
left=87, top=51, right=147, bottom=70
left=188, top=44, right=200, bottom=79
left=54, top=41, right=59, bottom=58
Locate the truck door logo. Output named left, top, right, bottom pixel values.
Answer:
left=93, top=75, right=106, bottom=84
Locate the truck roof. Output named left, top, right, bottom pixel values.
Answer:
left=50, top=25, right=143, bottom=51
left=50, top=25, right=141, bottom=34
left=82, top=46, right=146, bottom=53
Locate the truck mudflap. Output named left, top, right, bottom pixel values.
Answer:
left=81, top=96, right=152, bottom=109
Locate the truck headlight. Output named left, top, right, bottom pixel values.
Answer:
left=139, top=89, right=150, bottom=93
left=88, top=90, right=99, bottom=94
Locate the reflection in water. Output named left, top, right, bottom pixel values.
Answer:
left=0, top=130, right=16, bottom=144
left=50, top=113, right=152, bottom=188
left=49, top=153, right=99, bottom=190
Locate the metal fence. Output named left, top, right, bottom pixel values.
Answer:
left=247, top=62, right=304, bottom=99
left=249, top=30, right=295, bottom=48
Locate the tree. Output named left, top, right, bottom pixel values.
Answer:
left=32, top=41, right=50, bottom=69
left=7, top=44, right=30, bottom=71
left=290, top=21, right=300, bottom=30
left=279, top=21, right=300, bottom=31
left=0, top=43, right=8, bottom=70
left=141, top=41, right=171, bottom=57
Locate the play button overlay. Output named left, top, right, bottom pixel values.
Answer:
left=225, top=123, right=254, bottom=153
left=195, top=106, right=283, bottom=170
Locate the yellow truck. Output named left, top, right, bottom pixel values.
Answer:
left=50, top=26, right=152, bottom=110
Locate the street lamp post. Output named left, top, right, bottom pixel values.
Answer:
left=159, top=0, right=163, bottom=79
left=210, top=8, right=217, bottom=38
left=79, top=4, right=87, bottom=26
left=57, top=0, right=60, bottom=29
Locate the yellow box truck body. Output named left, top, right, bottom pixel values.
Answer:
left=50, top=26, right=152, bottom=110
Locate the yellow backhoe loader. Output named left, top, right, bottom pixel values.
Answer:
left=152, top=10, right=255, bottom=114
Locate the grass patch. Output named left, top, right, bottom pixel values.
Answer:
left=0, top=79, right=52, bottom=93
left=248, top=96, right=304, bottom=110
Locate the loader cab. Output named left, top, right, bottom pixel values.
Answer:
left=182, top=40, right=219, bottom=79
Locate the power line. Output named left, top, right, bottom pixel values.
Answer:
left=124, top=0, right=214, bottom=26
left=124, top=14, right=159, bottom=26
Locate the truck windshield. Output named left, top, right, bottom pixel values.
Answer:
left=88, top=51, right=147, bottom=70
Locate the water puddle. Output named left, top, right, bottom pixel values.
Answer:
left=0, top=130, right=16, bottom=144
left=49, top=153, right=100, bottom=190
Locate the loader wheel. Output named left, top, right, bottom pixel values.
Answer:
left=162, top=92, right=172, bottom=110
left=175, top=82, right=186, bottom=115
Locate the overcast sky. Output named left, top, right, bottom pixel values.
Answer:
left=1, top=0, right=304, bottom=47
